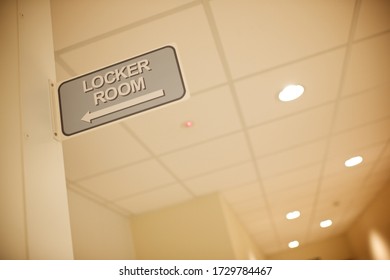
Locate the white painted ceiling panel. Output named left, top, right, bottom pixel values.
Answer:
left=57, top=5, right=227, bottom=93
left=124, top=86, right=242, bottom=154
left=63, top=124, right=150, bottom=181
left=327, top=118, right=390, bottom=158
left=235, top=48, right=345, bottom=127
left=210, top=0, right=355, bottom=78
left=334, top=85, right=390, bottom=132
left=160, top=132, right=251, bottom=180
left=354, top=0, right=390, bottom=40
left=114, top=183, right=192, bottom=214
left=249, top=104, right=334, bottom=157
left=342, top=33, right=390, bottom=96
left=78, top=159, right=176, bottom=200
left=263, top=164, right=322, bottom=194
left=257, top=139, right=327, bottom=179
left=51, top=0, right=195, bottom=49
left=185, top=162, right=257, bottom=196
left=221, top=182, right=264, bottom=205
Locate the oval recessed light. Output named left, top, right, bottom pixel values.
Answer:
left=320, top=219, right=333, bottom=228
left=286, top=210, right=301, bottom=220
left=288, top=240, right=300, bottom=249
left=278, top=85, right=304, bottom=102
left=344, top=156, right=363, bottom=167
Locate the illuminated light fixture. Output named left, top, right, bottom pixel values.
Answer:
left=288, top=240, right=300, bottom=249
left=344, top=156, right=363, bottom=167
left=320, top=219, right=333, bottom=228
left=286, top=210, right=301, bottom=220
left=278, top=85, right=304, bottom=102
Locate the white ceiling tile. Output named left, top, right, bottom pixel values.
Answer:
left=244, top=218, right=274, bottom=235
left=253, top=231, right=278, bottom=244
left=371, top=156, right=390, bottom=175
left=383, top=142, right=390, bottom=157
left=114, top=184, right=192, bottom=214
left=236, top=48, right=345, bottom=126
left=275, top=216, right=311, bottom=240
left=307, top=225, right=341, bottom=244
left=320, top=170, right=367, bottom=194
left=78, top=159, right=175, bottom=200
left=327, top=118, right=390, bottom=158
left=354, top=0, right=390, bottom=40
left=229, top=197, right=266, bottom=214
left=221, top=182, right=263, bottom=205
left=263, top=164, right=322, bottom=194
left=362, top=169, right=390, bottom=193
left=239, top=208, right=270, bottom=225
left=249, top=104, right=334, bottom=157
left=257, top=241, right=283, bottom=255
left=211, top=0, right=354, bottom=78
left=257, top=139, right=327, bottom=179
left=63, top=124, right=150, bottom=181
left=266, top=180, right=318, bottom=199
left=160, top=132, right=251, bottom=180
left=185, top=162, right=257, bottom=196
left=51, top=0, right=194, bottom=49
left=323, top=143, right=384, bottom=177
left=124, top=86, right=242, bottom=154
left=334, top=85, right=390, bottom=132
left=342, top=33, right=390, bottom=96
left=58, top=5, right=227, bottom=93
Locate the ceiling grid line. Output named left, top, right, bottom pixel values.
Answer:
left=119, top=123, right=196, bottom=198
left=67, top=180, right=130, bottom=216
left=304, top=0, right=363, bottom=241
left=54, top=0, right=202, bottom=55
left=340, top=138, right=390, bottom=225
left=201, top=0, right=283, bottom=249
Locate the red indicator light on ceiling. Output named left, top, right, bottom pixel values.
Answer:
left=184, top=121, right=193, bottom=128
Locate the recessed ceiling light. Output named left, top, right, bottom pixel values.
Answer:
left=344, top=156, right=363, bottom=167
left=286, top=210, right=301, bottom=220
left=278, top=85, right=304, bottom=102
left=320, top=219, right=333, bottom=228
left=288, top=240, right=300, bottom=249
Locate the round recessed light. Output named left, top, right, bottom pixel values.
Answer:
left=288, top=240, right=300, bottom=249
left=286, top=210, right=301, bottom=220
left=344, top=156, right=363, bottom=167
left=278, top=85, right=304, bottom=102
left=320, top=219, right=333, bottom=228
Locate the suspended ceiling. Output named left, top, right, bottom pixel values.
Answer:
left=51, top=0, right=390, bottom=255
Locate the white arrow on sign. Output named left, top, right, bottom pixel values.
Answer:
left=81, top=89, right=165, bottom=123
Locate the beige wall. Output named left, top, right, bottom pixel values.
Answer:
left=1, top=0, right=73, bottom=259
left=67, top=188, right=135, bottom=259
left=269, top=234, right=353, bottom=260
left=347, top=185, right=390, bottom=260
left=132, top=194, right=236, bottom=259
left=0, top=0, right=28, bottom=260
left=220, top=197, right=266, bottom=259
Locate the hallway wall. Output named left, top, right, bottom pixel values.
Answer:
left=0, top=0, right=28, bottom=259
left=347, top=184, right=390, bottom=259
left=67, top=188, right=135, bottom=260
